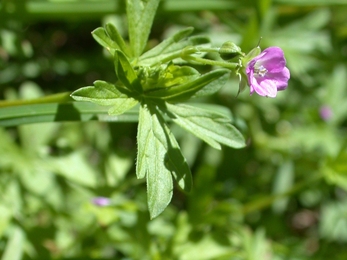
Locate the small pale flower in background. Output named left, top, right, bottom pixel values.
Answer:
left=246, top=47, right=290, bottom=98
left=319, top=105, right=333, bottom=121
left=91, top=197, right=111, bottom=207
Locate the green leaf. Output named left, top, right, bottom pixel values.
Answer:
left=324, top=151, right=347, bottom=191
left=0, top=102, right=139, bottom=127
left=144, top=69, right=230, bottom=103
left=92, top=27, right=120, bottom=51
left=136, top=102, right=192, bottom=217
left=1, top=226, right=24, bottom=260
left=165, top=103, right=246, bottom=149
left=141, top=63, right=200, bottom=92
left=92, top=24, right=131, bottom=57
left=320, top=200, right=347, bottom=242
left=192, top=69, right=231, bottom=98
left=108, top=98, right=139, bottom=115
left=71, top=80, right=125, bottom=106
left=0, top=99, right=227, bottom=127
left=272, top=161, right=294, bottom=213
left=136, top=103, right=173, bottom=218
left=138, top=34, right=210, bottom=67
left=105, top=23, right=131, bottom=57
left=164, top=123, right=192, bottom=193
left=47, top=152, right=97, bottom=187
left=114, top=50, right=142, bottom=94
left=140, top=27, right=194, bottom=60
left=71, top=80, right=138, bottom=115
left=126, top=0, right=161, bottom=57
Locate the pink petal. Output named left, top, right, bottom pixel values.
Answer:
left=251, top=77, right=278, bottom=97
left=257, top=47, right=286, bottom=73
left=266, top=67, right=290, bottom=90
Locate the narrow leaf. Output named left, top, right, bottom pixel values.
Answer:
left=105, top=23, right=131, bottom=56
left=136, top=104, right=152, bottom=179
left=126, top=0, right=161, bottom=57
left=92, top=27, right=120, bottom=50
left=165, top=103, right=246, bottom=149
left=144, top=69, right=230, bottom=103
left=114, top=50, right=142, bottom=93
left=192, top=68, right=230, bottom=98
left=138, top=35, right=210, bottom=67
left=0, top=102, right=139, bottom=127
left=140, top=27, right=194, bottom=60
left=164, top=124, right=192, bottom=192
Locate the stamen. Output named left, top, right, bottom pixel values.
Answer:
left=254, top=64, right=268, bottom=77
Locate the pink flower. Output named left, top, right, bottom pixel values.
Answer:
left=246, top=47, right=290, bottom=98
left=319, top=105, right=333, bottom=121
left=91, top=197, right=111, bottom=207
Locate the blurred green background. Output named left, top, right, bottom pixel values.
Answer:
left=1, top=0, right=347, bottom=259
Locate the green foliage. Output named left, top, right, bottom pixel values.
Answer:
left=1, top=0, right=347, bottom=259
left=126, top=0, right=161, bottom=57
left=71, top=80, right=138, bottom=109
left=136, top=103, right=191, bottom=218
left=71, top=14, right=245, bottom=217
left=165, top=102, right=245, bottom=150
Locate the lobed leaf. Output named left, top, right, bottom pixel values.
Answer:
left=126, top=0, right=161, bottom=57
left=71, top=80, right=125, bottom=106
left=136, top=102, right=192, bottom=218
left=136, top=103, right=173, bottom=218
left=92, top=27, right=120, bottom=51
left=70, top=80, right=138, bottom=115
left=105, top=23, right=131, bottom=57
left=165, top=103, right=246, bottom=149
left=92, top=24, right=131, bottom=57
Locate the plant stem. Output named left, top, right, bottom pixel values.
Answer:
left=242, top=173, right=323, bottom=215
left=183, top=55, right=239, bottom=70
left=0, top=92, right=72, bottom=108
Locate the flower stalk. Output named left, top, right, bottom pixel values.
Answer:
left=178, top=42, right=290, bottom=98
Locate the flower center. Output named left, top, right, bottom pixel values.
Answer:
left=254, top=64, right=268, bottom=77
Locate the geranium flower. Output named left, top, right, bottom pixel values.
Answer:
left=319, top=105, right=333, bottom=121
left=91, top=197, right=111, bottom=207
left=246, top=47, right=290, bottom=98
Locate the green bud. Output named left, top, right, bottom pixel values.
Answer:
left=219, top=41, right=243, bottom=60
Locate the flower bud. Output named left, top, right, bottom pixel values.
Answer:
left=219, top=41, right=243, bottom=60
